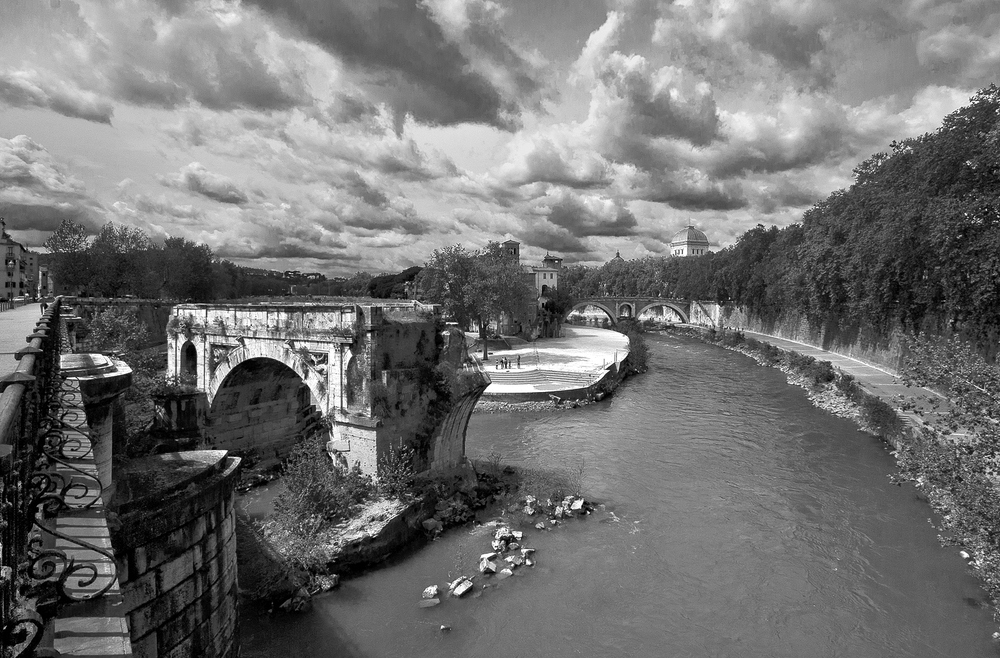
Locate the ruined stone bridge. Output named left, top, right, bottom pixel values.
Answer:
left=165, top=301, right=490, bottom=476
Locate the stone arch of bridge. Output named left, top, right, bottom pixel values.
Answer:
left=565, top=301, right=617, bottom=325
left=617, top=302, right=634, bottom=318
left=207, top=342, right=326, bottom=411
left=636, top=302, right=689, bottom=323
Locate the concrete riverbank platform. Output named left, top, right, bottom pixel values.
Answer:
left=478, top=326, right=629, bottom=400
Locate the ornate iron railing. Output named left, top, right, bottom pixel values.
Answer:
left=0, top=300, right=62, bottom=656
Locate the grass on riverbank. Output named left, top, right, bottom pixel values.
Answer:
left=686, top=325, right=1000, bottom=622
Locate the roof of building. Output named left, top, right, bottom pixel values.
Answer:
left=670, top=225, right=710, bottom=246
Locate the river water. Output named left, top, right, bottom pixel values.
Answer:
left=241, top=332, right=999, bottom=657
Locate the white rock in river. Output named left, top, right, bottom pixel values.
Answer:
left=496, top=568, right=513, bottom=580
left=453, top=579, right=474, bottom=597
left=480, top=551, right=498, bottom=561
left=479, top=558, right=498, bottom=574
left=512, top=530, right=523, bottom=540
left=422, top=585, right=440, bottom=599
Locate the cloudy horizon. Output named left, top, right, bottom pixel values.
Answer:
left=1, top=0, right=997, bottom=275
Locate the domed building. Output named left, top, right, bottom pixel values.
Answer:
left=670, top=225, right=711, bottom=257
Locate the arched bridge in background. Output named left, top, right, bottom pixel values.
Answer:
left=567, top=297, right=694, bottom=324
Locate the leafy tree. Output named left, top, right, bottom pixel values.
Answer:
left=418, top=242, right=533, bottom=358
left=42, top=219, right=92, bottom=292
left=160, top=237, right=215, bottom=300
left=87, top=222, right=157, bottom=297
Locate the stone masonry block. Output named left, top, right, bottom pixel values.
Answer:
left=129, top=573, right=197, bottom=640
left=122, top=568, right=158, bottom=614
left=158, top=550, right=196, bottom=595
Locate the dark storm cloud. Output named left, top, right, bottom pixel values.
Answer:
left=159, top=163, right=249, bottom=205
left=241, top=0, right=549, bottom=130
left=0, top=70, right=114, bottom=124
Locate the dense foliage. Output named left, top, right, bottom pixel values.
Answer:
left=562, top=86, right=1000, bottom=354
left=43, top=220, right=311, bottom=300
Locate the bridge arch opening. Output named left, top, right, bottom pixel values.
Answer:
left=637, top=303, right=688, bottom=324
left=206, top=357, right=321, bottom=467
left=181, top=341, right=198, bottom=380
left=566, top=302, right=616, bottom=327
left=618, top=303, right=634, bottom=318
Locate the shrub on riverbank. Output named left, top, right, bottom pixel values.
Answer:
left=614, top=319, right=648, bottom=374
left=274, top=434, right=375, bottom=525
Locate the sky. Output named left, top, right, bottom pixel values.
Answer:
left=0, top=0, right=997, bottom=276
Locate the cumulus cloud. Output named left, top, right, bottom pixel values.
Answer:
left=533, top=189, right=638, bottom=237
left=0, top=69, right=114, bottom=124
left=0, top=135, right=105, bottom=239
left=160, top=163, right=249, bottom=204
left=240, top=0, right=551, bottom=130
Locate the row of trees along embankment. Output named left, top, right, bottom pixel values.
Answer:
left=562, top=85, right=1000, bottom=365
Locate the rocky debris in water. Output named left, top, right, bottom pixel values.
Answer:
left=440, top=625, right=452, bottom=632
left=496, top=568, right=513, bottom=580
left=511, top=530, right=523, bottom=541
left=505, top=555, right=525, bottom=568
left=570, top=498, right=584, bottom=512
left=521, top=548, right=535, bottom=557
left=422, top=518, right=443, bottom=533
left=278, top=587, right=312, bottom=613
left=491, top=538, right=507, bottom=552
left=418, top=598, right=440, bottom=608
left=525, top=558, right=535, bottom=567
left=534, top=522, right=547, bottom=530
left=960, top=550, right=971, bottom=560
left=480, top=551, right=498, bottom=561
left=422, top=585, right=440, bottom=599
left=479, top=558, right=498, bottom=574
left=452, top=579, right=474, bottom=597
left=549, top=519, right=561, bottom=526
left=310, top=574, right=339, bottom=595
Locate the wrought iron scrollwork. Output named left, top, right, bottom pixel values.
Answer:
left=25, top=530, right=117, bottom=602
left=1, top=607, right=44, bottom=658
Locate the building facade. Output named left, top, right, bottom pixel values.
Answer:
left=1, top=221, right=38, bottom=300
left=670, top=225, right=712, bottom=257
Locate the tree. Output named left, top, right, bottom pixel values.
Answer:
left=43, top=219, right=92, bottom=292
left=418, top=242, right=533, bottom=359
left=160, top=237, right=215, bottom=301
left=87, top=222, right=156, bottom=297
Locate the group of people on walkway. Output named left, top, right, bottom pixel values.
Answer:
left=494, top=355, right=520, bottom=370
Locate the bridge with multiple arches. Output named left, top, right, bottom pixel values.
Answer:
left=566, top=297, right=694, bottom=324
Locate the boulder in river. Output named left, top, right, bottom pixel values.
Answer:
left=453, top=579, right=474, bottom=597
left=479, top=558, right=498, bottom=574
left=422, top=585, right=440, bottom=599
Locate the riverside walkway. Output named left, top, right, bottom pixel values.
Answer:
left=479, top=325, right=629, bottom=398
left=739, top=330, right=959, bottom=438
left=0, top=303, right=44, bottom=377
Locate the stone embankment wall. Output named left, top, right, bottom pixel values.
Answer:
left=692, top=302, right=907, bottom=371
left=692, top=301, right=999, bottom=370
left=110, top=451, right=242, bottom=658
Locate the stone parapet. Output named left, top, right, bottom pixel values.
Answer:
left=110, top=451, right=242, bottom=658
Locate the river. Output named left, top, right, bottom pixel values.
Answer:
left=241, top=332, right=999, bottom=657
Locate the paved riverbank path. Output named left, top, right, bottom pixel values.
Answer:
left=0, top=303, right=44, bottom=377
left=740, top=329, right=963, bottom=438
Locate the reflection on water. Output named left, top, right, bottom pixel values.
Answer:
left=242, top=333, right=999, bottom=658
